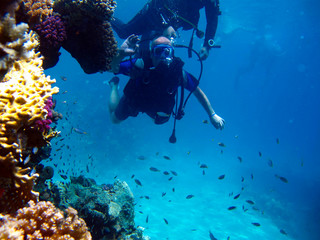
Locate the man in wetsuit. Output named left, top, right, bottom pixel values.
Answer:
left=111, top=0, right=221, bottom=60
left=108, top=35, right=225, bottom=129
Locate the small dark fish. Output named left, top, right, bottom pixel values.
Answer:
left=144, top=196, right=150, bottom=200
left=171, top=170, right=178, bottom=176
left=146, top=215, right=149, bottom=223
left=191, top=229, right=197, bottom=231
left=138, top=211, right=143, bottom=214
left=60, top=76, right=67, bottom=81
left=137, top=155, right=146, bottom=160
left=218, top=142, right=225, bottom=147
left=62, top=90, right=68, bottom=94
left=163, top=155, right=171, bottom=160
left=114, top=175, right=117, bottom=179
left=150, top=167, right=160, bottom=172
left=72, top=127, right=87, bottom=135
left=252, top=222, right=261, bottom=227
left=162, top=192, right=166, bottom=197
left=280, top=229, right=287, bottom=235
left=227, top=237, right=230, bottom=240
left=259, top=152, right=262, bottom=157
left=275, top=174, right=288, bottom=183
left=241, top=176, right=245, bottom=182
left=209, top=231, right=218, bottom=240
left=228, top=206, right=236, bottom=210
left=172, top=188, right=175, bottom=192
left=168, top=177, right=173, bottom=181
left=200, top=164, right=208, bottom=168
left=221, top=150, right=223, bottom=154
left=246, top=200, right=255, bottom=205
left=163, top=171, right=170, bottom=175
left=60, top=174, right=68, bottom=180
left=202, top=120, right=209, bottom=124
left=54, top=163, right=57, bottom=167
left=267, top=159, right=273, bottom=167
left=86, top=165, right=89, bottom=173
left=276, top=138, right=280, bottom=144
left=163, top=218, right=169, bottom=224
left=252, top=206, right=259, bottom=211
left=237, top=156, right=243, bottom=163
left=131, top=174, right=135, bottom=179
left=134, top=179, right=142, bottom=186
left=186, top=194, right=194, bottom=199
left=233, top=193, right=240, bottom=200
left=202, top=170, right=205, bottom=175
left=218, top=174, right=225, bottom=180
left=251, top=174, right=254, bottom=180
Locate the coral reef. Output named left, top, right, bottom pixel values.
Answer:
left=0, top=14, right=59, bottom=214
left=0, top=14, right=36, bottom=79
left=0, top=152, right=39, bottom=214
left=48, top=176, right=150, bottom=240
left=0, top=200, right=92, bottom=239
left=34, top=14, right=67, bottom=69
left=18, top=0, right=53, bottom=27
left=0, top=0, right=20, bottom=17
left=54, top=0, right=118, bottom=73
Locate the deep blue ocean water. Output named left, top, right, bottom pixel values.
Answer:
left=44, top=0, right=320, bottom=239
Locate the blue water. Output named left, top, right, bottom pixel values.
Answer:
left=44, top=0, right=320, bottom=239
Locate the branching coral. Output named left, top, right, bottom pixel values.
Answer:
left=0, top=200, right=92, bottom=239
left=53, top=0, right=118, bottom=73
left=0, top=14, right=37, bottom=79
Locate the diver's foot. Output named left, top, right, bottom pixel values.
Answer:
left=108, top=76, right=120, bottom=88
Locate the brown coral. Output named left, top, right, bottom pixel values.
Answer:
left=19, top=0, right=53, bottom=27
left=53, top=0, right=118, bottom=73
left=0, top=153, right=39, bottom=214
left=0, top=201, right=92, bottom=239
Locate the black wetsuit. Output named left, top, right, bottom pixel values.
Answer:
left=112, top=0, right=220, bottom=49
left=114, top=57, right=198, bottom=124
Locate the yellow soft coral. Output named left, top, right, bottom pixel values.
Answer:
left=0, top=201, right=92, bottom=239
left=0, top=52, right=59, bottom=152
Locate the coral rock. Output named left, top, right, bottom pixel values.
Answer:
left=0, top=200, right=92, bottom=239
left=54, top=0, right=118, bottom=73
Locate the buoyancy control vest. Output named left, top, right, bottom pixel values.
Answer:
left=123, top=57, right=185, bottom=116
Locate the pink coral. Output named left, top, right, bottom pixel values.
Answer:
left=34, top=14, right=66, bottom=49
left=33, top=97, right=54, bottom=132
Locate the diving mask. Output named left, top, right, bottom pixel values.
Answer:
left=152, top=44, right=174, bottom=66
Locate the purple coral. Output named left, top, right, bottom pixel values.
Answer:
left=34, top=98, right=54, bottom=132
left=34, top=14, right=67, bottom=49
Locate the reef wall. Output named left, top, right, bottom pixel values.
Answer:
left=0, top=1, right=149, bottom=239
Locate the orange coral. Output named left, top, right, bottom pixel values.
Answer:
left=0, top=201, right=92, bottom=239
left=20, top=0, right=53, bottom=26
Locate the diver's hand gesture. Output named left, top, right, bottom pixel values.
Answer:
left=210, top=114, right=225, bottom=130
left=120, top=34, right=140, bottom=56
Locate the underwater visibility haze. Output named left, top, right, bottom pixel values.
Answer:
left=41, top=0, right=320, bottom=239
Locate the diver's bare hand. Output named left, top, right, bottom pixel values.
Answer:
left=210, top=114, right=225, bottom=130
left=120, top=34, right=140, bottom=56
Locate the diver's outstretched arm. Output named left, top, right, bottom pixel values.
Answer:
left=192, top=86, right=225, bottom=130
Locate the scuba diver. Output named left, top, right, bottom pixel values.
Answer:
left=108, top=35, right=224, bottom=143
left=111, top=0, right=221, bottom=60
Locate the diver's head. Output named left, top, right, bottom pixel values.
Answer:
left=150, top=36, right=174, bottom=68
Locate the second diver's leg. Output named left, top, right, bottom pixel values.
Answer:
left=108, top=76, right=122, bottom=123
left=111, top=1, right=158, bottom=39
